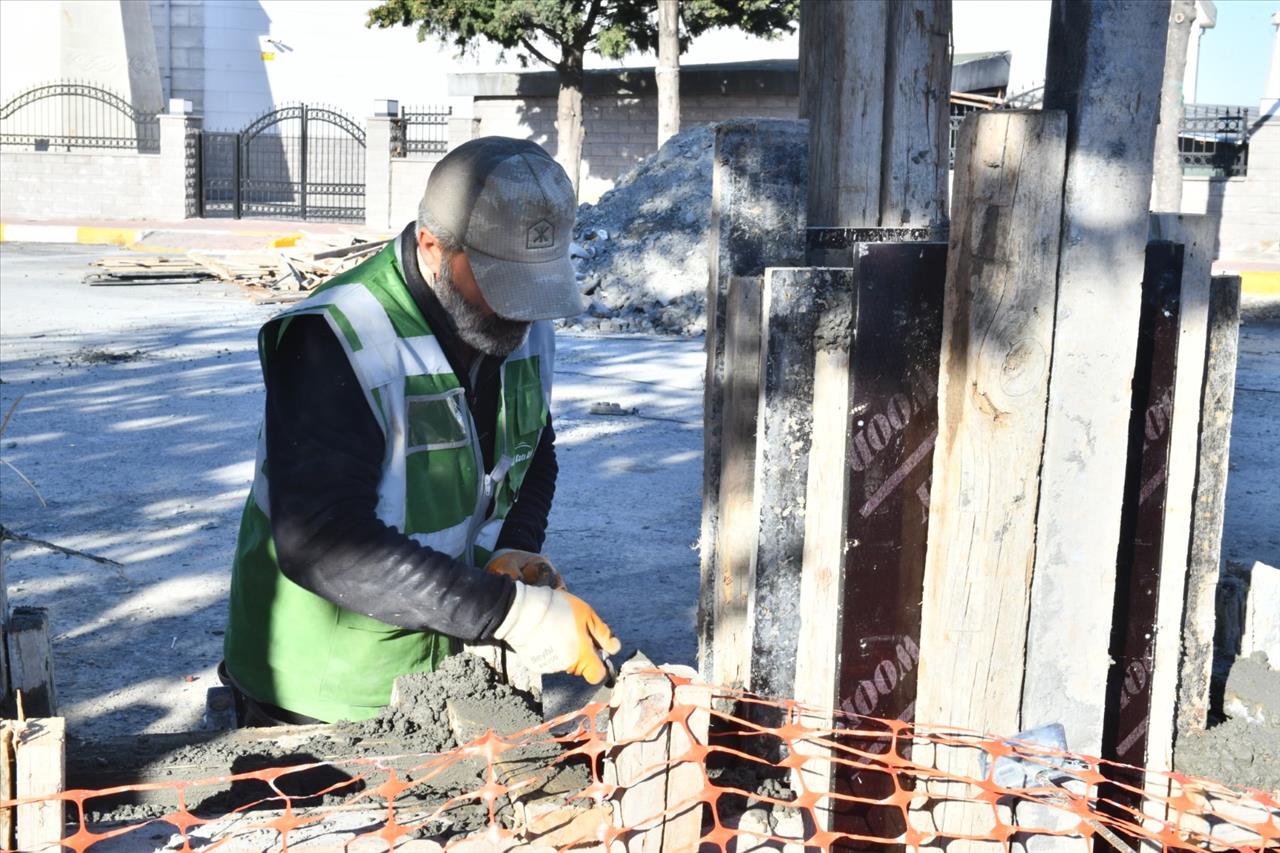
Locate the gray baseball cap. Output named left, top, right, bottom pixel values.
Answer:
left=422, top=137, right=582, bottom=321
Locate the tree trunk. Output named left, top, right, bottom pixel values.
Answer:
left=556, top=56, right=585, bottom=198
left=1153, top=0, right=1196, bottom=211
left=657, top=0, right=680, bottom=148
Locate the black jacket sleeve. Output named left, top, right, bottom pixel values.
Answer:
left=263, top=315, right=516, bottom=641
left=494, top=420, right=558, bottom=553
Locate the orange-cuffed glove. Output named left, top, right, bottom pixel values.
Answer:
left=493, top=584, right=622, bottom=684
left=484, top=549, right=566, bottom=590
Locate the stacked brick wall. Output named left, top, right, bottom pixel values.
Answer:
left=0, top=150, right=167, bottom=220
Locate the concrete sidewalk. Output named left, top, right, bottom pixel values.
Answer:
left=0, top=216, right=392, bottom=253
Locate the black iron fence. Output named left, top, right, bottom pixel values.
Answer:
left=948, top=99, right=1255, bottom=178
left=199, top=103, right=367, bottom=222
left=0, top=81, right=160, bottom=153
left=390, top=104, right=451, bottom=157
left=1179, top=103, right=1253, bottom=178
left=948, top=101, right=988, bottom=168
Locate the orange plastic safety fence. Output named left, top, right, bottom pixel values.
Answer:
left=1, top=670, right=1275, bottom=852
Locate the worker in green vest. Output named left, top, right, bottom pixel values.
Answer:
left=221, top=137, right=620, bottom=725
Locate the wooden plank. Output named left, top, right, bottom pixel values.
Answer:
left=663, top=666, right=712, bottom=852
left=1022, top=0, right=1169, bottom=756
left=913, top=109, right=1067, bottom=841
left=790, top=289, right=857, bottom=830
left=6, top=607, right=56, bottom=718
left=605, top=658, right=711, bottom=852
left=607, top=659, right=675, bottom=852
left=1, top=722, right=13, bottom=851
left=1, top=538, right=10, bottom=708
left=11, top=718, right=66, bottom=853
left=1098, top=242, right=1184, bottom=840
left=747, top=268, right=836, bottom=706
left=1140, top=215, right=1215, bottom=838
left=1176, top=275, right=1242, bottom=736
left=833, top=241, right=947, bottom=844
left=697, top=119, right=807, bottom=685
left=711, top=274, right=763, bottom=692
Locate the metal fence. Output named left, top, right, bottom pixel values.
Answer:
left=199, top=104, right=366, bottom=222
left=390, top=104, right=451, bottom=157
left=1179, top=103, right=1253, bottom=178
left=0, top=81, right=160, bottom=153
left=949, top=98, right=1255, bottom=178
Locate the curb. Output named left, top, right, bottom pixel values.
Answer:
left=1240, top=271, right=1280, bottom=297
left=0, top=223, right=143, bottom=246
left=0, top=223, right=306, bottom=251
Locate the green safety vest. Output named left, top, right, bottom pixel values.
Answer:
left=224, top=241, right=553, bottom=723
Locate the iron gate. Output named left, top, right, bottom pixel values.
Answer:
left=199, top=104, right=365, bottom=222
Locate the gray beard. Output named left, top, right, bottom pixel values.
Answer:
left=429, top=258, right=531, bottom=357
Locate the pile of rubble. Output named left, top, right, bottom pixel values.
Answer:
left=567, top=126, right=716, bottom=337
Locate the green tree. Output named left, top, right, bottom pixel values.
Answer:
left=367, top=0, right=797, bottom=195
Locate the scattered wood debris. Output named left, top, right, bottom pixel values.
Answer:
left=84, top=235, right=391, bottom=304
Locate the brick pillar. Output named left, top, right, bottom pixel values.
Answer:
left=158, top=100, right=200, bottom=221
left=366, top=101, right=397, bottom=230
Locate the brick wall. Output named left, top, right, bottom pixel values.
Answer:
left=0, top=150, right=167, bottom=220
left=472, top=91, right=799, bottom=203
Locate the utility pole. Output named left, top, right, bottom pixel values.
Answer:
left=1153, top=0, right=1197, bottom=211
left=656, top=0, right=680, bottom=148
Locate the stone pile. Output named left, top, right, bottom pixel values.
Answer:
left=566, top=125, right=716, bottom=337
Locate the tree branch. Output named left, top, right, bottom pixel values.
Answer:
left=581, top=0, right=605, bottom=46
left=1, top=524, right=126, bottom=573
left=518, top=35, right=560, bottom=71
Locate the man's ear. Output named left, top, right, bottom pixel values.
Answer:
left=416, top=228, right=444, bottom=277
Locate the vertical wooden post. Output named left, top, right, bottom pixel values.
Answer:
left=1177, top=275, right=1242, bottom=735
left=747, top=268, right=838, bottom=705
left=7, top=718, right=66, bottom=853
left=790, top=268, right=858, bottom=832
left=656, top=0, right=680, bottom=148
left=913, top=109, right=1067, bottom=841
left=0, top=722, right=13, bottom=850
left=1139, top=215, right=1215, bottom=833
left=789, top=244, right=947, bottom=837
left=606, top=658, right=711, bottom=852
left=697, top=119, right=807, bottom=687
left=799, top=0, right=888, bottom=233
left=6, top=607, right=56, bottom=718
left=879, top=0, right=953, bottom=229
left=1, top=539, right=10, bottom=708
left=1022, top=0, right=1169, bottom=755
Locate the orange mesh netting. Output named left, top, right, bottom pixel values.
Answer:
left=2, top=669, right=1276, bottom=852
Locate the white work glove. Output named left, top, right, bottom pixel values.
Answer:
left=494, top=583, right=621, bottom=684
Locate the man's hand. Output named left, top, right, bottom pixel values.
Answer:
left=485, top=549, right=566, bottom=590
left=494, top=584, right=621, bottom=684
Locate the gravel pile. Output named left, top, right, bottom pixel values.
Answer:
left=567, top=125, right=715, bottom=337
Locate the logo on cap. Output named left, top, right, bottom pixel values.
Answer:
left=527, top=218, right=555, bottom=250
